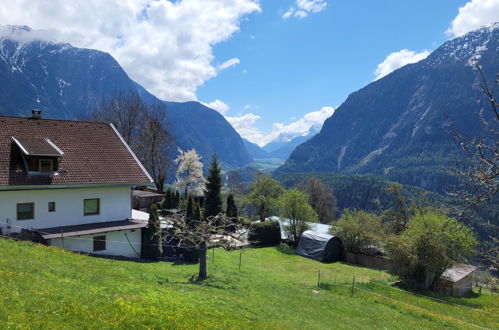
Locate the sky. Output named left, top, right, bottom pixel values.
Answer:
left=1, top=0, right=499, bottom=146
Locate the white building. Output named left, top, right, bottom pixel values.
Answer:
left=0, top=111, right=154, bottom=258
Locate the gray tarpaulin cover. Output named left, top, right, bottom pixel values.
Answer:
left=296, top=230, right=342, bottom=262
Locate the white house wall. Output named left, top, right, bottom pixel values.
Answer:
left=49, top=229, right=141, bottom=259
left=0, top=186, right=132, bottom=234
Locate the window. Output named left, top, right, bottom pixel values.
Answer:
left=39, top=159, right=53, bottom=172
left=17, top=203, right=34, bottom=220
left=84, top=199, right=100, bottom=215
left=48, top=202, right=56, bottom=212
left=93, top=235, right=106, bottom=252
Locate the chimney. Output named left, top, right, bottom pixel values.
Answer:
left=31, top=109, right=42, bottom=119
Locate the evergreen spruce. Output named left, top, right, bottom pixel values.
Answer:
left=204, top=155, right=223, bottom=219
left=194, top=202, right=201, bottom=221
left=186, top=194, right=194, bottom=218
left=164, top=188, right=172, bottom=209
left=174, top=191, right=180, bottom=208
left=226, top=193, right=238, bottom=218
left=141, top=203, right=162, bottom=259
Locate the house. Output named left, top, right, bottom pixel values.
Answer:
left=436, top=264, right=476, bottom=297
left=0, top=111, right=154, bottom=258
left=132, top=189, right=164, bottom=211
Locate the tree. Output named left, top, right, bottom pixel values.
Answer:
left=454, top=68, right=498, bottom=271
left=163, top=188, right=173, bottom=209
left=279, top=189, right=318, bottom=245
left=174, top=148, right=205, bottom=197
left=382, top=183, right=411, bottom=234
left=226, top=193, right=238, bottom=218
left=204, top=155, right=223, bottom=218
left=174, top=190, right=180, bottom=208
left=90, top=91, right=146, bottom=147
left=91, top=92, right=173, bottom=193
left=226, top=171, right=244, bottom=196
left=385, top=211, right=477, bottom=290
left=330, top=209, right=383, bottom=254
left=247, top=173, right=284, bottom=221
left=167, top=213, right=244, bottom=281
left=297, top=178, right=338, bottom=223
left=136, top=101, right=173, bottom=193
left=141, top=203, right=163, bottom=259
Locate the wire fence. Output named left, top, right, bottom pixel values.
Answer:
left=312, top=269, right=497, bottom=329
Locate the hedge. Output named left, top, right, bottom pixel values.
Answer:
left=248, top=220, right=281, bottom=246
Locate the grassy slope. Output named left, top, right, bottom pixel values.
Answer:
left=0, top=239, right=497, bottom=329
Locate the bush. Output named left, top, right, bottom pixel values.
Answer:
left=385, top=210, right=477, bottom=290
left=329, top=209, right=383, bottom=254
left=248, top=221, right=281, bottom=246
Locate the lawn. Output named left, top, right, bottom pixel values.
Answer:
left=0, top=238, right=497, bottom=329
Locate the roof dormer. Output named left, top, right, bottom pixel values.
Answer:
left=11, top=137, right=64, bottom=175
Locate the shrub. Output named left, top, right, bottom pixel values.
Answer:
left=248, top=221, right=281, bottom=246
left=385, top=210, right=477, bottom=290
left=329, top=209, right=383, bottom=254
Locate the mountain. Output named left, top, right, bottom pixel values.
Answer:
left=0, top=25, right=252, bottom=168
left=243, top=139, right=270, bottom=159
left=263, top=124, right=321, bottom=159
left=276, top=23, right=499, bottom=193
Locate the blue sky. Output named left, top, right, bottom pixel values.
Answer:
left=197, top=0, right=470, bottom=144
left=2, top=0, right=498, bottom=146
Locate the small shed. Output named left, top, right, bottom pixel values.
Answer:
left=437, top=264, right=476, bottom=297
left=296, top=230, right=343, bottom=262
left=132, top=190, right=163, bottom=211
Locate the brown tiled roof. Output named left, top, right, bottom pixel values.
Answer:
left=0, top=115, right=152, bottom=187
left=12, top=137, right=63, bottom=156
left=36, top=219, right=148, bottom=239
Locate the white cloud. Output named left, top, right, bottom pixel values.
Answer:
left=202, top=99, right=230, bottom=114
left=282, top=0, right=327, bottom=19
left=447, top=0, right=499, bottom=37
left=374, top=49, right=430, bottom=80
left=0, top=0, right=261, bottom=101
left=225, top=113, right=264, bottom=144
left=217, top=57, right=240, bottom=71
left=226, top=106, right=334, bottom=146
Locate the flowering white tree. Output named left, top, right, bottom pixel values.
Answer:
left=174, top=148, right=205, bottom=196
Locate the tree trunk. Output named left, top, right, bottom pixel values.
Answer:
left=198, top=242, right=207, bottom=281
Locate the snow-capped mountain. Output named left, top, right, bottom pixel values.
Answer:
left=0, top=25, right=252, bottom=168
left=262, top=124, right=322, bottom=159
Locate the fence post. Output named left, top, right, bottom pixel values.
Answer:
left=317, top=270, right=321, bottom=289
left=212, top=247, right=215, bottom=263
left=239, top=250, right=242, bottom=271
left=351, top=277, right=355, bottom=296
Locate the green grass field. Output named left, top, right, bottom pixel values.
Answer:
left=0, top=238, right=497, bottom=329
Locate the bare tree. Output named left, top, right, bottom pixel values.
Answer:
left=226, top=171, right=244, bottom=196
left=91, top=92, right=173, bottom=192
left=136, top=101, right=173, bottom=193
left=90, top=91, right=146, bottom=148
left=297, top=178, right=338, bottom=224
left=454, top=68, right=498, bottom=271
left=167, top=213, right=245, bottom=281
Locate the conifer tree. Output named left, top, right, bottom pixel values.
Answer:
left=164, top=188, right=172, bottom=209
left=174, top=190, right=180, bottom=208
left=194, top=202, right=201, bottom=221
left=186, top=194, right=194, bottom=218
left=204, top=155, right=223, bottom=218
left=141, top=203, right=163, bottom=259
left=226, top=193, right=238, bottom=218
